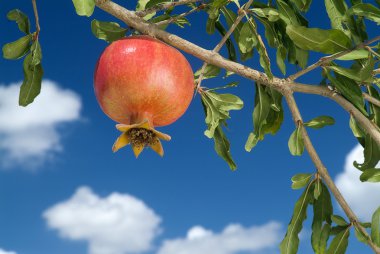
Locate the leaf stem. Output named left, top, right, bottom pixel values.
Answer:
left=288, top=35, right=380, bottom=81
left=136, top=0, right=202, bottom=17
left=195, top=0, right=254, bottom=93
left=283, top=90, right=380, bottom=254
left=32, top=0, right=40, bottom=40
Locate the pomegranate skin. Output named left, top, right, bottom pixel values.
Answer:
left=94, top=36, right=194, bottom=127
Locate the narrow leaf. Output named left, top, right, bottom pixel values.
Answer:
left=286, top=25, right=351, bottom=54
left=360, top=168, right=380, bottom=182
left=2, top=34, right=32, bottom=60
left=19, top=53, right=44, bottom=106
left=291, top=173, right=313, bottom=189
left=327, top=227, right=350, bottom=254
left=280, top=183, right=313, bottom=254
left=372, top=206, right=380, bottom=246
left=304, top=116, right=335, bottom=129
left=7, top=9, right=30, bottom=34
left=331, top=215, right=349, bottom=226
left=72, top=0, right=96, bottom=17
left=348, top=3, right=380, bottom=25
left=91, top=20, right=127, bottom=43
left=288, top=125, right=304, bottom=156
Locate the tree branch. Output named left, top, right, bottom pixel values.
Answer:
left=283, top=90, right=380, bottom=254
left=136, top=0, right=201, bottom=17
left=195, top=0, right=254, bottom=91
left=288, top=35, right=380, bottom=81
left=363, top=92, right=380, bottom=108
left=32, top=0, right=40, bottom=39
left=94, top=0, right=380, bottom=146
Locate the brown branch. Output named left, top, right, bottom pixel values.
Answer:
left=288, top=35, right=380, bottom=81
left=195, top=0, right=254, bottom=91
left=364, top=92, right=380, bottom=108
left=283, top=90, right=380, bottom=254
left=32, top=0, right=40, bottom=39
left=136, top=0, right=201, bottom=17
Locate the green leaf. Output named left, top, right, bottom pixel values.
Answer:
left=324, top=0, right=349, bottom=35
left=19, top=53, right=44, bottom=106
left=145, top=0, right=170, bottom=9
left=314, top=179, right=322, bottom=200
left=277, top=0, right=299, bottom=24
left=326, top=71, right=367, bottom=116
left=327, top=56, right=374, bottom=82
left=194, top=65, right=221, bottom=80
left=354, top=134, right=380, bottom=171
left=327, top=227, right=350, bottom=254
left=220, top=7, right=242, bottom=43
left=372, top=206, right=380, bottom=246
left=206, top=17, right=217, bottom=34
left=288, top=125, right=304, bottom=156
left=304, top=116, right=335, bottom=129
left=72, top=0, right=95, bottom=17
left=238, top=20, right=257, bottom=54
left=213, top=125, right=236, bottom=170
left=286, top=25, right=352, bottom=54
left=2, top=34, right=32, bottom=60
left=331, top=215, right=349, bottom=226
left=336, top=49, right=369, bottom=60
left=350, top=115, right=365, bottom=139
left=277, top=45, right=287, bottom=75
left=30, top=40, right=42, bottom=66
left=207, top=82, right=239, bottom=91
left=245, top=84, right=271, bottom=152
left=354, top=225, right=369, bottom=244
left=201, top=90, right=243, bottom=170
left=312, top=182, right=333, bottom=254
left=280, top=183, right=313, bottom=254
left=7, top=9, right=30, bottom=34
left=291, top=173, right=313, bottom=189
left=290, top=0, right=312, bottom=12
left=215, top=21, right=237, bottom=61
left=250, top=8, right=280, bottom=21
left=201, top=91, right=243, bottom=138
left=368, top=86, right=380, bottom=127
left=360, top=168, right=380, bottom=182
left=91, top=20, right=127, bottom=43
left=347, top=3, right=380, bottom=25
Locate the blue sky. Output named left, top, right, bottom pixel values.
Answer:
left=0, top=1, right=379, bottom=254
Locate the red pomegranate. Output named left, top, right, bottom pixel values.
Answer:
left=94, top=36, right=194, bottom=157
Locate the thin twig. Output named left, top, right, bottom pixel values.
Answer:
left=31, top=0, right=40, bottom=39
left=136, top=0, right=201, bottom=17
left=155, top=4, right=204, bottom=27
left=363, top=92, right=380, bottom=108
left=366, top=46, right=380, bottom=59
left=283, top=90, right=380, bottom=254
left=195, top=0, right=254, bottom=92
left=94, top=0, right=380, bottom=147
left=288, top=35, right=380, bottom=81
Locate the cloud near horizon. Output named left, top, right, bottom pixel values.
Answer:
left=43, top=186, right=162, bottom=254
left=44, top=187, right=282, bottom=254
left=335, top=144, right=380, bottom=221
left=0, top=80, right=81, bottom=169
left=157, top=222, right=282, bottom=254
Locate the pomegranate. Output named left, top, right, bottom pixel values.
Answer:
left=94, top=36, right=194, bottom=157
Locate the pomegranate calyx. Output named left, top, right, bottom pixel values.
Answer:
left=112, top=120, right=171, bottom=158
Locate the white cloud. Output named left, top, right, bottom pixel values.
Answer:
left=157, top=222, right=282, bottom=254
left=0, top=248, right=17, bottom=254
left=335, top=144, right=380, bottom=221
left=0, top=80, right=81, bottom=168
left=43, top=186, right=161, bottom=254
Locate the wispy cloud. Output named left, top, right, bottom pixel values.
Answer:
left=157, top=222, right=282, bottom=254
left=43, top=186, right=161, bottom=254
left=0, top=80, right=81, bottom=169
left=335, top=144, right=380, bottom=221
